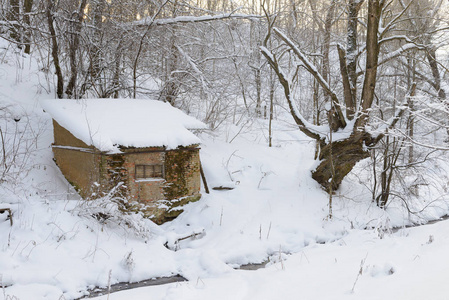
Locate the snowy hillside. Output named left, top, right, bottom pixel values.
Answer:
left=1, top=43, right=449, bottom=300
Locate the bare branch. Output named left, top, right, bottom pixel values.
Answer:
left=272, top=27, right=347, bottom=129
left=371, top=83, right=416, bottom=145
left=260, top=46, right=324, bottom=141
left=380, top=0, right=414, bottom=39
left=357, top=0, right=384, bottom=129
left=261, top=2, right=277, bottom=48
left=337, top=44, right=355, bottom=119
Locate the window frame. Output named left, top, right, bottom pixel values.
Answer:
left=135, top=164, right=165, bottom=180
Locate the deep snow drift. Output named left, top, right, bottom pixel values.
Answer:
left=1, top=43, right=449, bottom=300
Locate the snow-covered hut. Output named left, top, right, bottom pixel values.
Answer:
left=41, top=99, right=207, bottom=224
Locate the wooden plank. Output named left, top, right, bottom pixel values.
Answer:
left=199, top=162, right=209, bottom=194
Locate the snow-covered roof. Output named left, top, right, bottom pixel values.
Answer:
left=40, top=99, right=207, bottom=153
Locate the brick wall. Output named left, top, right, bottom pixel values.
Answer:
left=122, top=149, right=165, bottom=204
left=164, top=148, right=201, bottom=200
left=99, top=154, right=129, bottom=199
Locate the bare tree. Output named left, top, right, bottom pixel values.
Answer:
left=65, top=0, right=88, bottom=98
left=261, top=0, right=425, bottom=191
left=23, top=0, right=33, bottom=53
left=7, top=0, right=20, bottom=43
left=45, top=0, right=64, bottom=98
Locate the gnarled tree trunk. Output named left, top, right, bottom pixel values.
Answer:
left=312, top=134, right=371, bottom=191
left=262, top=0, right=388, bottom=192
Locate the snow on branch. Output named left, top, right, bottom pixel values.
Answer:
left=272, top=27, right=347, bottom=128
left=378, top=35, right=424, bottom=48
left=135, top=12, right=261, bottom=27
left=260, top=46, right=327, bottom=141
left=394, top=127, right=449, bottom=151
left=379, top=0, right=413, bottom=39
left=175, top=45, right=209, bottom=92
left=379, top=43, right=420, bottom=65
left=357, top=42, right=420, bottom=77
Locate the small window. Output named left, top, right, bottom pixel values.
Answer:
left=135, top=164, right=164, bottom=179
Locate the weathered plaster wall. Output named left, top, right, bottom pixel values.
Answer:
left=53, top=120, right=90, bottom=148
left=52, top=119, right=101, bottom=198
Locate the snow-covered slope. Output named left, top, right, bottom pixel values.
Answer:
left=1, top=42, right=449, bottom=300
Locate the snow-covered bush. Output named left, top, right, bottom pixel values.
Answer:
left=72, top=183, right=150, bottom=238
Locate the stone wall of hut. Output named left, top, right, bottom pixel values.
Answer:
left=51, top=120, right=202, bottom=223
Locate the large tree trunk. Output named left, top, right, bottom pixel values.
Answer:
left=315, top=0, right=383, bottom=191
left=312, top=134, right=370, bottom=190
left=356, top=0, right=382, bottom=129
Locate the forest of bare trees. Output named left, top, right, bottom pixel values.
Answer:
left=1, top=0, right=449, bottom=209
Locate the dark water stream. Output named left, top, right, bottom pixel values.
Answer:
left=77, top=275, right=187, bottom=299
left=391, top=214, right=449, bottom=233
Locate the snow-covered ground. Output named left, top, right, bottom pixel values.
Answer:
left=91, top=220, right=449, bottom=300
left=1, top=43, right=449, bottom=300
